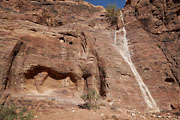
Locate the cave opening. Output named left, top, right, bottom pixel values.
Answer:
left=164, top=78, right=175, bottom=83
left=24, top=66, right=77, bottom=83
left=69, top=41, right=73, bottom=45
left=23, top=66, right=78, bottom=94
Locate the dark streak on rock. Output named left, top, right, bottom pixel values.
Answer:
left=2, top=41, right=24, bottom=89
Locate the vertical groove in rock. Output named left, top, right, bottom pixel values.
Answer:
left=2, top=41, right=24, bottom=89
left=158, top=44, right=180, bottom=85
left=96, top=53, right=107, bottom=97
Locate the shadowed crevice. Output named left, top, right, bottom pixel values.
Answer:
left=165, top=78, right=175, bottom=83
left=2, top=41, right=24, bottom=89
left=24, top=65, right=77, bottom=83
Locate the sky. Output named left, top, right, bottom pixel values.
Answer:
left=84, top=0, right=126, bottom=8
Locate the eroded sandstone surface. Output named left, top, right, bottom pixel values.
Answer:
left=124, top=0, right=180, bottom=111
left=0, top=0, right=179, bottom=119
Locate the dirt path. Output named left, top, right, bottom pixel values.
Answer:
left=33, top=105, right=180, bottom=120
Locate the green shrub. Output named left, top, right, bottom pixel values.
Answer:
left=0, top=105, right=33, bottom=120
left=80, top=89, right=100, bottom=110
left=105, top=4, right=120, bottom=26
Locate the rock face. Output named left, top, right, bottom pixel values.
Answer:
left=0, top=0, right=107, bottom=102
left=0, top=0, right=179, bottom=114
left=124, top=0, right=180, bottom=110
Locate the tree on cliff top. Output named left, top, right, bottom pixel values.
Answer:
left=105, top=4, right=120, bottom=26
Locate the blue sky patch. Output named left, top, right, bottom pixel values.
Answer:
left=84, top=0, right=126, bottom=8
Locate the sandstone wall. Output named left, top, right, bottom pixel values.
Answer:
left=0, top=0, right=179, bottom=112
left=124, top=0, right=180, bottom=110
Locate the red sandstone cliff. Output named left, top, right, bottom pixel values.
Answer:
left=124, top=0, right=180, bottom=110
left=0, top=0, right=179, bottom=119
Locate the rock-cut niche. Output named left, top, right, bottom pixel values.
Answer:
left=23, top=66, right=78, bottom=95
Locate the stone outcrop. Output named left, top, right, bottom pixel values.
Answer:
left=124, top=0, right=180, bottom=110
left=0, top=0, right=108, bottom=103
left=0, top=0, right=179, bottom=114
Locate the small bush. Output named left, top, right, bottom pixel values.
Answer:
left=80, top=89, right=100, bottom=110
left=105, top=4, right=120, bottom=26
left=0, top=105, right=33, bottom=120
